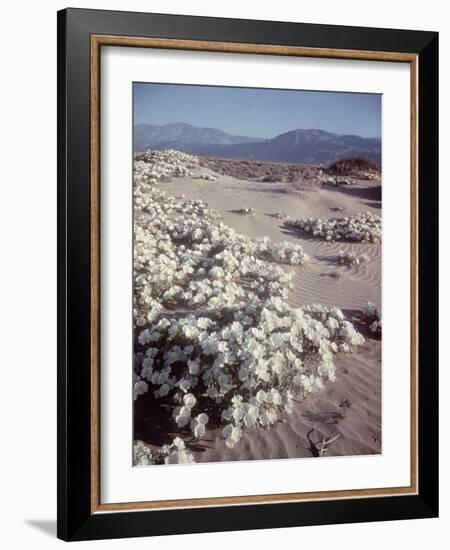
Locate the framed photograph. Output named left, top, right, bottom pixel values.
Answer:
left=57, top=8, right=438, bottom=541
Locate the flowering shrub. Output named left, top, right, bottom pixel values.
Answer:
left=285, top=212, right=382, bottom=243
left=197, top=173, right=217, bottom=181
left=272, top=212, right=290, bottom=219
left=322, top=176, right=352, bottom=186
left=134, top=149, right=199, bottom=186
left=362, top=172, right=378, bottom=181
left=134, top=437, right=195, bottom=466
left=135, top=301, right=364, bottom=449
left=236, top=207, right=255, bottom=215
left=133, top=150, right=365, bottom=456
left=362, top=302, right=382, bottom=334
left=336, top=250, right=370, bottom=266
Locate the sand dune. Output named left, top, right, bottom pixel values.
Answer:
left=154, top=167, right=382, bottom=461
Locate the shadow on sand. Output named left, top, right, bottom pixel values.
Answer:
left=342, top=308, right=381, bottom=340
left=134, top=392, right=219, bottom=454
left=326, top=183, right=382, bottom=204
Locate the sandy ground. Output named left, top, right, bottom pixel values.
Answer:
left=138, top=166, right=382, bottom=461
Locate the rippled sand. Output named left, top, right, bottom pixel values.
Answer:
left=154, top=167, right=382, bottom=461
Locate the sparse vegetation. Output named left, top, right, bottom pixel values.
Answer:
left=327, top=157, right=380, bottom=176
left=199, top=156, right=315, bottom=184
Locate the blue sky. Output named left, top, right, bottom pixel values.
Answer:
left=133, top=83, right=381, bottom=139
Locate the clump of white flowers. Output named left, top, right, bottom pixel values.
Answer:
left=134, top=149, right=199, bottom=186
left=133, top=437, right=195, bottom=466
left=272, top=212, right=290, bottom=219
left=336, top=250, right=370, bottom=266
left=322, top=176, right=352, bottom=186
left=236, top=208, right=255, bottom=215
left=362, top=302, right=382, bottom=335
left=132, top=150, right=365, bottom=456
left=198, top=173, right=217, bottom=181
left=134, top=301, right=364, bottom=450
left=362, top=172, right=378, bottom=181
left=286, top=212, right=381, bottom=243
left=255, top=237, right=310, bottom=265
left=133, top=374, right=148, bottom=401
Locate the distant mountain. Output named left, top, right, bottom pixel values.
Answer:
left=211, top=129, right=382, bottom=165
left=134, top=122, right=263, bottom=149
left=134, top=123, right=381, bottom=165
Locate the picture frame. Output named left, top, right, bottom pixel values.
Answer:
left=57, top=7, right=439, bottom=541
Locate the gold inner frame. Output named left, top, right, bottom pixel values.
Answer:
left=90, top=35, right=419, bottom=514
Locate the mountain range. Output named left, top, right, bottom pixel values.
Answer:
left=134, top=122, right=381, bottom=165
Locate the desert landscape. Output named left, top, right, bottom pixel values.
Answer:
left=132, top=145, right=382, bottom=466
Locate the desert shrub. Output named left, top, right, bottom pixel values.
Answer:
left=197, top=173, right=217, bottom=181
left=337, top=250, right=370, bottom=266
left=134, top=149, right=199, bottom=186
left=271, top=212, right=290, bottom=219
left=327, top=157, right=380, bottom=176
left=286, top=212, right=382, bottom=243
left=322, top=176, right=352, bottom=186
left=236, top=207, right=255, bottom=215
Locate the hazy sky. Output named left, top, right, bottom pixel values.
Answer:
left=133, top=83, right=381, bottom=139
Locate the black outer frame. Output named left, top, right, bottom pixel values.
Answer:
left=57, top=7, right=439, bottom=542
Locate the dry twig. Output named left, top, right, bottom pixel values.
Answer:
left=319, top=434, right=341, bottom=457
